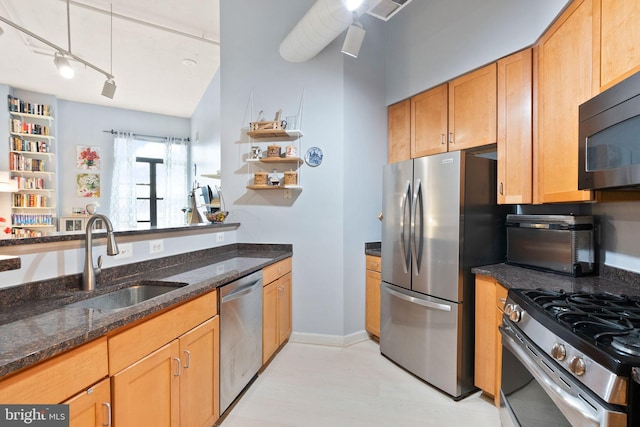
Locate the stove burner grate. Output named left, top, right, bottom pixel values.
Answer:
left=611, top=331, right=640, bottom=357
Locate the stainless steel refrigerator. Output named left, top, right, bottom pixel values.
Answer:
left=380, top=150, right=509, bottom=400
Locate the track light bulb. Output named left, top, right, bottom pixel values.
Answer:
left=102, top=78, right=117, bottom=99
left=341, top=22, right=366, bottom=58
left=343, top=0, right=364, bottom=11
left=54, top=53, right=74, bottom=78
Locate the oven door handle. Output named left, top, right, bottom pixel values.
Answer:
left=501, top=329, right=604, bottom=427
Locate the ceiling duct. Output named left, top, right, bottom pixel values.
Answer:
left=366, top=0, right=412, bottom=21
left=279, top=0, right=353, bottom=63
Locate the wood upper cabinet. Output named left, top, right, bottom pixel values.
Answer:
left=65, top=378, right=111, bottom=427
left=474, top=275, right=507, bottom=407
left=497, top=49, right=533, bottom=205
left=365, top=255, right=381, bottom=338
left=594, top=0, right=640, bottom=91
left=535, top=0, right=594, bottom=203
left=411, top=83, right=448, bottom=157
left=388, top=99, right=411, bottom=163
left=448, top=63, right=497, bottom=151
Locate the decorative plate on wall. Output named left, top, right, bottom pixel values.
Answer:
left=305, top=147, right=323, bottom=167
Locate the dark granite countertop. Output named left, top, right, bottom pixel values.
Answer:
left=0, top=243, right=291, bottom=379
left=365, top=242, right=381, bottom=257
left=0, top=256, right=20, bottom=272
left=472, top=263, right=640, bottom=297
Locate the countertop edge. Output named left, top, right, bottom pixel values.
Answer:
left=0, top=246, right=291, bottom=379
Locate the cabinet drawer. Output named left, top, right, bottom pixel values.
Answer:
left=0, top=337, right=108, bottom=404
left=366, top=255, right=381, bottom=272
left=108, top=290, right=216, bottom=375
left=263, top=257, right=292, bottom=286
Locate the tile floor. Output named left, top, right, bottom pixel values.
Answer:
left=220, top=339, right=501, bottom=427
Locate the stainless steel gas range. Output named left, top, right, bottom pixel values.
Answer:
left=500, top=288, right=640, bottom=427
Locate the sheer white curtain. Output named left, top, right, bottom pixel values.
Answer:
left=110, top=132, right=137, bottom=230
left=159, top=137, right=188, bottom=227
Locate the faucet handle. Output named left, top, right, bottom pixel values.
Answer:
left=97, top=255, right=103, bottom=270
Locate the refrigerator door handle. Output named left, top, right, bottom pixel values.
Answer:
left=400, top=179, right=411, bottom=273
left=384, top=286, right=452, bottom=312
left=411, top=179, right=424, bottom=275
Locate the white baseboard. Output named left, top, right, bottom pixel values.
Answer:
left=289, top=330, right=371, bottom=347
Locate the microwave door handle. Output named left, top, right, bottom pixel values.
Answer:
left=411, top=179, right=423, bottom=275
left=502, top=331, right=602, bottom=426
left=399, top=180, right=411, bottom=274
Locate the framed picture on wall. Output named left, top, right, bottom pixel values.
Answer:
left=76, top=146, right=101, bottom=170
left=77, top=173, right=101, bottom=198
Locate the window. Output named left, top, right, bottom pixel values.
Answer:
left=110, top=133, right=188, bottom=230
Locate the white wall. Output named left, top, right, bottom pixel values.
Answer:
left=190, top=70, right=222, bottom=188
left=385, top=0, right=569, bottom=104
left=57, top=100, right=190, bottom=217
left=219, top=0, right=386, bottom=341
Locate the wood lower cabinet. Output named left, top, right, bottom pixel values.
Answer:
left=112, top=340, right=181, bottom=427
left=535, top=0, right=594, bottom=203
left=388, top=99, right=411, bottom=163
left=262, top=257, right=293, bottom=365
left=365, top=255, right=381, bottom=338
left=263, top=272, right=292, bottom=364
left=110, top=290, right=219, bottom=427
left=474, top=275, right=507, bottom=406
left=0, top=338, right=108, bottom=404
left=497, top=49, right=533, bottom=205
left=411, top=83, right=448, bottom=157
left=448, top=63, right=497, bottom=151
left=179, top=316, right=220, bottom=427
left=65, top=378, right=111, bottom=427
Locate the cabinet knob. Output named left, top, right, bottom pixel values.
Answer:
left=440, top=134, right=446, bottom=145
left=449, top=132, right=454, bottom=144
left=499, top=182, right=504, bottom=195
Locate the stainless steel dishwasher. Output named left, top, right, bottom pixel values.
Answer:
left=219, top=270, right=263, bottom=414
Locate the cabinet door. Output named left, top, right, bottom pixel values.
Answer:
left=448, top=63, right=497, bottom=151
left=179, top=316, right=220, bottom=427
left=277, top=272, right=292, bottom=346
left=411, top=84, right=448, bottom=157
left=474, top=275, right=497, bottom=397
left=262, top=280, right=279, bottom=364
left=536, top=0, right=594, bottom=203
left=494, top=283, right=508, bottom=407
left=64, top=378, right=111, bottom=427
left=497, top=49, right=533, bottom=204
left=365, top=269, right=381, bottom=337
left=388, top=99, right=411, bottom=163
left=112, top=341, right=180, bottom=427
left=595, top=0, right=640, bottom=91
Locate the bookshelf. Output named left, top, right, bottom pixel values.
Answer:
left=7, top=95, right=57, bottom=238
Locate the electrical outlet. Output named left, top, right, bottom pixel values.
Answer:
left=149, top=239, right=164, bottom=254
left=216, top=264, right=225, bottom=275
left=216, top=233, right=224, bottom=242
left=114, top=243, right=133, bottom=260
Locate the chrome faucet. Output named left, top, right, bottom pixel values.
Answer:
left=82, top=214, right=120, bottom=291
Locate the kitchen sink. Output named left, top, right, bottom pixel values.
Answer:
left=68, top=281, right=187, bottom=310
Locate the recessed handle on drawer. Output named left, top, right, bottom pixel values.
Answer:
left=102, top=402, right=111, bottom=427
left=221, top=280, right=261, bottom=303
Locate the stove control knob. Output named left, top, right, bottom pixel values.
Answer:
left=508, top=305, right=522, bottom=323
left=504, top=304, right=514, bottom=316
left=551, top=343, right=567, bottom=361
left=569, top=357, right=586, bottom=376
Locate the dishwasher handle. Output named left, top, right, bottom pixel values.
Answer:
left=221, top=279, right=262, bottom=304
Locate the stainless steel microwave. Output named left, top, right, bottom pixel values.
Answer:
left=578, top=70, right=640, bottom=190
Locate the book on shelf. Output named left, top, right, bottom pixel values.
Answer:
left=15, top=176, right=47, bottom=190
left=10, top=119, right=50, bottom=135
left=7, top=95, right=51, bottom=116
left=11, top=213, right=54, bottom=226
left=9, top=153, right=46, bottom=172
left=11, top=136, right=49, bottom=153
left=12, top=193, right=48, bottom=208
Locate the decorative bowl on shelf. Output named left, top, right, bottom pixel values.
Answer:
left=206, top=211, right=228, bottom=223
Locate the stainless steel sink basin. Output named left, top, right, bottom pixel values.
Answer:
left=68, top=281, right=187, bottom=310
